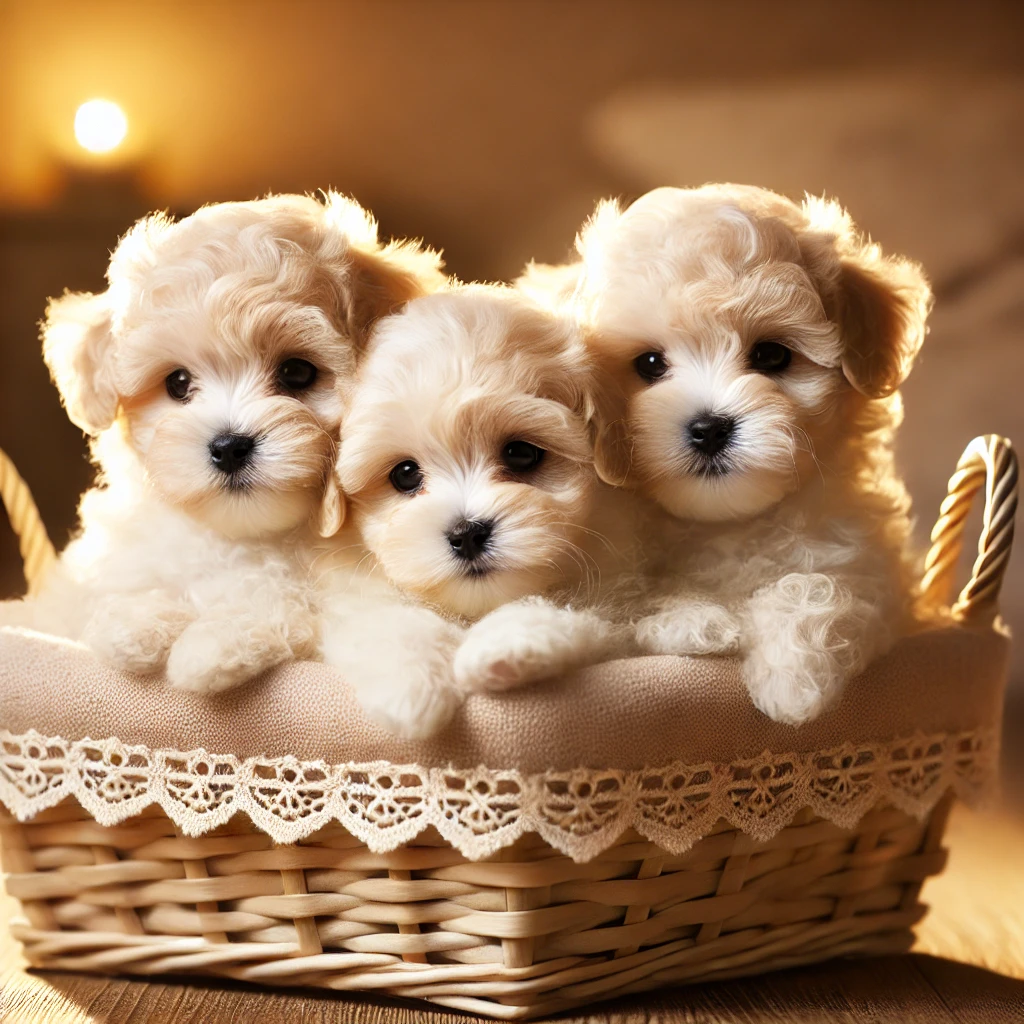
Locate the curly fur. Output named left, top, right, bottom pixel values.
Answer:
left=319, top=284, right=640, bottom=738
left=11, top=192, right=443, bottom=693
left=526, top=183, right=933, bottom=724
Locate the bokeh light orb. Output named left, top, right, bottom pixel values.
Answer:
left=74, top=99, right=128, bottom=154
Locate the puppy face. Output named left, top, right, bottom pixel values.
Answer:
left=338, top=286, right=595, bottom=618
left=43, top=193, right=444, bottom=538
left=577, top=185, right=931, bottom=521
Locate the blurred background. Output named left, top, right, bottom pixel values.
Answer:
left=0, top=0, right=1021, bottom=719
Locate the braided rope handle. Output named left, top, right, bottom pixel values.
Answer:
left=0, top=448, right=57, bottom=596
left=922, top=435, right=1018, bottom=623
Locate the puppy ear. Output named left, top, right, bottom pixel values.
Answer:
left=835, top=251, right=932, bottom=399
left=588, top=357, right=634, bottom=488
left=801, top=196, right=932, bottom=399
left=593, top=417, right=633, bottom=488
left=342, top=241, right=446, bottom=349
left=318, top=192, right=446, bottom=351
left=41, top=291, right=119, bottom=434
left=317, top=471, right=346, bottom=538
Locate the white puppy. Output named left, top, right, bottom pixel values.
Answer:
left=14, top=192, right=443, bottom=692
left=537, top=184, right=932, bottom=724
left=320, top=284, right=639, bottom=738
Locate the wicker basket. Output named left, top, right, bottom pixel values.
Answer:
left=0, top=436, right=1016, bottom=1020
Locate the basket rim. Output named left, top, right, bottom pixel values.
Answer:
left=0, top=723, right=998, bottom=862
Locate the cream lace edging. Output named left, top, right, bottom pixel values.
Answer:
left=0, top=727, right=999, bottom=863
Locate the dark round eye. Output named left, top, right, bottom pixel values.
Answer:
left=750, top=340, right=792, bottom=374
left=389, top=460, right=423, bottom=493
left=165, top=369, right=192, bottom=401
left=502, top=441, right=546, bottom=473
left=634, top=351, right=668, bottom=382
left=278, top=358, right=318, bottom=391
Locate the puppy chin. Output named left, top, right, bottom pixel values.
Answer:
left=421, top=566, right=554, bottom=619
left=651, top=468, right=797, bottom=522
left=187, top=487, right=317, bottom=539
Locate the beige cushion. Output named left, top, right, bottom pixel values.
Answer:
left=0, top=623, right=1009, bottom=772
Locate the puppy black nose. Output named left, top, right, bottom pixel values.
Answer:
left=687, top=414, right=735, bottom=457
left=209, top=433, right=256, bottom=475
left=447, top=519, right=493, bottom=562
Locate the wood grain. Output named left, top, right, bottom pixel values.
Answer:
left=1, top=803, right=1022, bottom=1023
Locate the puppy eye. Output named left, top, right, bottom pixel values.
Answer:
left=750, top=340, right=792, bottom=374
left=502, top=441, right=546, bottom=473
left=389, top=460, right=424, bottom=493
left=165, top=369, right=192, bottom=402
left=634, top=351, right=668, bottom=382
left=278, top=358, right=318, bottom=391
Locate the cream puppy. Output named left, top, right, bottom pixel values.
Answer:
left=539, top=184, right=932, bottom=724
left=320, top=284, right=638, bottom=738
left=16, top=192, right=443, bottom=692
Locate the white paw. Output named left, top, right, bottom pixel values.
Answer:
left=635, top=603, right=741, bottom=657
left=82, top=598, right=192, bottom=675
left=742, top=649, right=835, bottom=725
left=358, top=673, right=463, bottom=740
left=166, top=618, right=289, bottom=694
left=454, top=602, right=616, bottom=693
left=454, top=631, right=538, bottom=693
left=742, top=573, right=876, bottom=724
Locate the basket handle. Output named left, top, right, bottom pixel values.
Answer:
left=921, top=434, right=1018, bottom=623
left=0, top=447, right=57, bottom=597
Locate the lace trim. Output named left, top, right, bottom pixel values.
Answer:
left=0, top=727, right=998, bottom=862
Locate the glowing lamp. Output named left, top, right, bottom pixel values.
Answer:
left=74, top=99, right=128, bottom=154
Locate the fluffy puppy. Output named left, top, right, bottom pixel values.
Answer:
left=541, top=184, right=932, bottom=724
left=16, top=192, right=443, bottom=692
left=320, top=284, right=637, bottom=738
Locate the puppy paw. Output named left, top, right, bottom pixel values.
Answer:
left=742, top=652, right=832, bottom=725
left=82, top=596, right=192, bottom=675
left=635, top=603, right=741, bottom=657
left=358, top=673, right=463, bottom=740
left=742, top=573, right=878, bottom=724
left=166, top=617, right=290, bottom=694
left=454, top=601, right=617, bottom=693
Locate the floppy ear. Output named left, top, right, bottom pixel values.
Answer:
left=317, top=470, right=346, bottom=538
left=341, top=240, right=446, bottom=350
left=592, top=408, right=633, bottom=488
left=41, top=291, right=119, bottom=434
left=801, top=196, right=932, bottom=400
left=587, top=355, right=634, bottom=488
left=317, top=192, right=446, bottom=351
left=835, top=251, right=932, bottom=399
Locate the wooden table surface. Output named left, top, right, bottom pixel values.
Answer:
left=1, top=801, right=1021, bottom=1024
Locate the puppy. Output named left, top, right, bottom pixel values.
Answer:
left=320, top=283, right=638, bottom=738
left=542, top=184, right=932, bottom=724
left=17, top=192, right=443, bottom=692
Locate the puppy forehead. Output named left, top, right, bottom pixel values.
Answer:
left=590, top=197, right=825, bottom=343
left=604, top=198, right=803, bottom=282
left=358, top=289, right=579, bottom=398
left=125, top=298, right=345, bottom=367
left=344, top=294, right=587, bottom=477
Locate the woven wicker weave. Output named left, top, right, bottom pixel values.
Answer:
left=0, top=435, right=1016, bottom=1019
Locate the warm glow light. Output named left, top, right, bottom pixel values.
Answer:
left=74, top=99, right=128, bottom=154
